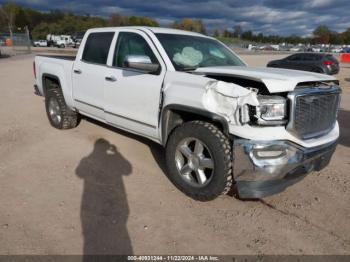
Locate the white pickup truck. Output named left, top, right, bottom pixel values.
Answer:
left=34, top=27, right=341, bottom=200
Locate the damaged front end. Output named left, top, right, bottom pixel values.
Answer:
left=202, top=81, right=259, bottom=125
left=233, top=139, right=337, bottom=199
left=202, top=80, right=289, bottom=127
left=200, top=79, right=338, bottom=198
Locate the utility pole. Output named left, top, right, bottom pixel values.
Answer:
left=8, top=22, right=12, bottom=39
left=8, top=11, right=13, bottom=41
left=25, top=25, right=31, bottom=53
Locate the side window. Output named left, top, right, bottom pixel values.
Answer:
left=302, top=54, right=310, bottom=61
left=113, top=32, right=158, bottom=68
left=288, top=54, right=301, bottom=61
left=299, top=54, right=308, bottom=61
left=82, top=32, right=114, bottom=65
left=303, top=54, right=317, bottom=61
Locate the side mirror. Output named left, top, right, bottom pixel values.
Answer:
left=123, top=55, right=159, bottom=73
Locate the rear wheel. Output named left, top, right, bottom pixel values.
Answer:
left=165, top=121, right=233, bottom=201
left=45, top=87, right=79, bottom=129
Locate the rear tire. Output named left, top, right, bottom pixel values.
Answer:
left=45, top=87, right=79, bottom=129
left=165, top=121, right=233, bottom=201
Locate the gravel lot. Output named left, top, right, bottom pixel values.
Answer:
left=0, top=53, right=349, bottom=255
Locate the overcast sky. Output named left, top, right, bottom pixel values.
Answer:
left=1, top=0, right=349, bottom=36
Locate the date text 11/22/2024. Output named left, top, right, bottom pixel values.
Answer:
left=127, top=255, right=219, bottom=261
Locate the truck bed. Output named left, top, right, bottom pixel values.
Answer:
left=37, top=55, right=76, bottom=61
left=34, top=54, right=76, bottom=101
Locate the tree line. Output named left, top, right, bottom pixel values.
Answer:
left=216, top=25, right=350, bottom=45
left=0, top=2, right=204, bottom=39
left=0, top=2, right=349, bottom=45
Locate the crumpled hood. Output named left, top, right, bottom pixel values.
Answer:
left=195, top=66, right=336, bottom=93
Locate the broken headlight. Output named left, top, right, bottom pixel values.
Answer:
left=254, top=96, right=287, bottom=125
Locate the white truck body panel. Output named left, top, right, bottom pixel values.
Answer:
left=72, top=61, right=106, bottom=121
left=34, top=26, right=341, bottom=199
left=34, top=26, right=340, bottom=148
left=36, top=56, right=75, bottom=108
left=162, top=71, right=339, bottom=148
left=103, top=29, right=167, bottom=140
left=195, top=66, right=336, bottom=93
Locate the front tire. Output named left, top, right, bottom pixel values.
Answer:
left=45, top=88, right=79, bottom=129
left=165, top=121, right=233, bottom=201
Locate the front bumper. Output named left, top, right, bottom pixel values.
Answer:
left=233, top=139, right=337, bottom=199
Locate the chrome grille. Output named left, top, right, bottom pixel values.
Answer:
left=287, top=86, right=341, bottom=139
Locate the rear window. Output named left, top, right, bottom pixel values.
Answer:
left=325, top=54, right=338, bottom=63
left=82, top=32, right=114, bottom=65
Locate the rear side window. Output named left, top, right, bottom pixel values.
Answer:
left=307, top=54, right=322, bottom=61
left=288, top=54, right=302, bottom=61
left=303, top=54, right=316, bottom=61
left=82, top=32, right=114, bottom=65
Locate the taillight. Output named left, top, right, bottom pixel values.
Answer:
left=323, top=60, right=334, bottom=66
left=33, top=61, right=36, bottom=79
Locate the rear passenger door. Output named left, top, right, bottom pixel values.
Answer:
left=72, top=31, right=114, bottom=120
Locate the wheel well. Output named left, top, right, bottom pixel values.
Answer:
left=42, top=74, right=61, bottom=96
left=161, top=105, right=229, bottom=146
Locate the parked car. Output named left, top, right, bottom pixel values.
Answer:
left=56, top=35, right=74, bottom=48
left=331, top=47, right=343, bottom=53
left=33, top=27, right=340, bottom=200
left=72, top=32, right=85, bottom=48
left=267, top=53, right=339, bottom=75
left=46, top=34, right=74, bottom=48
left=290, top=47, right=302, bottom=52
left=33, top=40, right=48, bottom=47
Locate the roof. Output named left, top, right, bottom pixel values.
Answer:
left=145, top=27, right=205, bottom=37
left=87, top=26, right=208, bottom=38
left=291, top=52, right=331, bottom=57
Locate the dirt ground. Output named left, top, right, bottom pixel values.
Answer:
left=0, top=52, right=349, bottom=255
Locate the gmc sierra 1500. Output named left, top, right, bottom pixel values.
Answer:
left=34, top=27, right=341, bottom=201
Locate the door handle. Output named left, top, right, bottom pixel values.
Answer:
left=105, top=76, right=117, bottom=82
left=74, top=69, right=82, bottom=74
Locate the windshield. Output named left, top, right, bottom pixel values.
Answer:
left=156, top=33, right=246, bottom=71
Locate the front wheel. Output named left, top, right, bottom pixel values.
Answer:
left=165, top=121, right=233, bottom=201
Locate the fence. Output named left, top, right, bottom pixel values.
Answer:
left=0, top=30, right=31, bottom=57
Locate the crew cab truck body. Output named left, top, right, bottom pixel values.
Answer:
left=34, top=27, right=341, bottom=200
